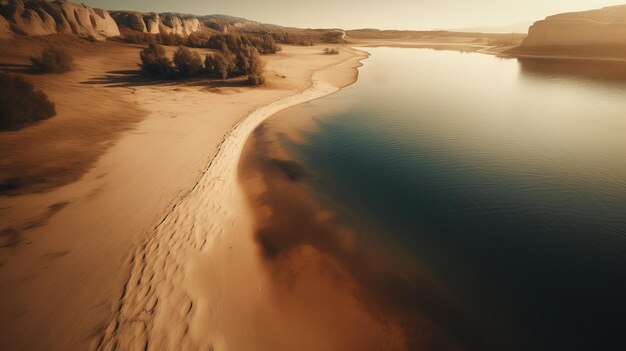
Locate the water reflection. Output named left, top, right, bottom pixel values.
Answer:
left=250, top=48, right=626, bottom=351
left=518, top=57, right=626, bottom=82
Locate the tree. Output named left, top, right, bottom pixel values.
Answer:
left=173, top=46, right=203, bottom=78
left=245, top=33, right=281, bottom=54
left=139, top=42, right=174, bottom=77
left=204, top=51, right=230, bottom=79
left=0, top=73, right=56, bottom=131
left=30, top=46, right=74, bottom=73
left=234, top=45, right=265, bottom=85
left=157, top=32, right=185, bottom=46
left=186, top=32, right=209, bottom=48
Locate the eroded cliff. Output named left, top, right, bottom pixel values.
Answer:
left=0, top=0, right=119, bottom=39
left=522, top=5, right=626, bottom=47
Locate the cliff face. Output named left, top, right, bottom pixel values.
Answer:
left=110, top=11, right=203, bottom=36
left=0, top=0, right=209, bottom=39
left=160, top=14, right=201, bottom=36
left=0, top=0, right=322, bottom=42
left=0, top=0, right=120, bottom=39
left=522, top=5, right=626, bottom=46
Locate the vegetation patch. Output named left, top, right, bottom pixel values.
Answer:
left=139, top=36, right=266, bottom=85
left=0, top=73, right=56, bottom=131
left=30, top=46, right=74, bottom=73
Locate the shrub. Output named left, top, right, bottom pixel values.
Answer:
left=204, top=51, right=233, bottom=79
left=173, top=46, right=203, bottom=78
left=118, top=27, right=155, bottom=44
left=207, top=33, right=243, bottom=52
left=234, top=45, right=265, bottom=85
left=273, top=31, right=316, bottom=46
left=0, top=73, right=56, bottom=131
left=30, top=46, right=74, bottom=73
left=246, top=33, right=281, bottom=54
left=247, top=73, right=265, bottom=85
left=323, top=48, right=339, bottom=55
left=139, top=42, right=174, bottom=77
left=156, top=32, right=185, bottom=46
left=186, top=32, right=210, bottom=48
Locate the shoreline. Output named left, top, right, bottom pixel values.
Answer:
left=238, top=43, right=626, bottom=351
left=96, top=47, right=370, bottom=350
left=351, top=38, right=626, bottom=63
left=0, top=43, right=368, bottom=350
left=3, top=38, right=620, bottom=350
left=236, top=95, right=464, bottom=350
left=99, top=48, right=367, bottom=349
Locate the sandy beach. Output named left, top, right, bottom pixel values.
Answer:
left=0, top=37, right=368, bottom=350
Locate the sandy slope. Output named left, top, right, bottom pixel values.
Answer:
left=0, top=40, right=367, bottom=350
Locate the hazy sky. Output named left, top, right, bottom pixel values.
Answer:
left=81, top=0, right=626, bottom=30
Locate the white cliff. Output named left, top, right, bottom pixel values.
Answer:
left=0, top=0, right=120, bottom=39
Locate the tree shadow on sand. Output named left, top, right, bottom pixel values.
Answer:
left=80, top=69, right=255, bottom=89
left=0, top=63, right=42, bottom=75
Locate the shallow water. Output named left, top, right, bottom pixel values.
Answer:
left=257, top=48, right=626, bottom=350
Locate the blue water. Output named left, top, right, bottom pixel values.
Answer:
left=271, top=48, right=626, bottom=350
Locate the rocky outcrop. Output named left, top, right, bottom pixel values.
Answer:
left=0, top=0, right=120, bottom=39
left=0, top=0, right=309, bottom=41
left=160, top=13, right=201, bottom=36
left=0, top=0, right=268, bottom=40
left=109, top=11, right=146, bottom=32
left=110, top=11, right=203, bottom=36
left=522, top=5, right=626, bottom=46
left=143, top=13, right=159, bottom=34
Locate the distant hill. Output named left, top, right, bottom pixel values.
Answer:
left=448, top=21, right=533, bottom=34
left=522, top=5, right=626, bottom=47
left=503, top=5, right=626, bottom=59
left=345, top=28, right=526, bottom=42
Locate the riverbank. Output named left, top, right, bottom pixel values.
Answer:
left=237, top=100, right=465, bottom=350
left=238, top=46, right=626, bottom=351
left=350, top=37, right=626, bottom=63
left=0, top=38, right=368, bottom=350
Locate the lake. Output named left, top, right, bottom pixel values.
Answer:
left=246, top=47, right=626, bottom=351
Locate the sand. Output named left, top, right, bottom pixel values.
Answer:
left=0, top=37, right=368, bottom=350
left=237, top=115, right=464, bottom=351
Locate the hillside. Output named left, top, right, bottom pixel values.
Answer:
left=521, top=5, right=626, bottom=48
left=0, top=0, right=119, bottom=39
left=0, top=0, right=345, bottom=44
left=449, top=21, right=533, bottom=34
